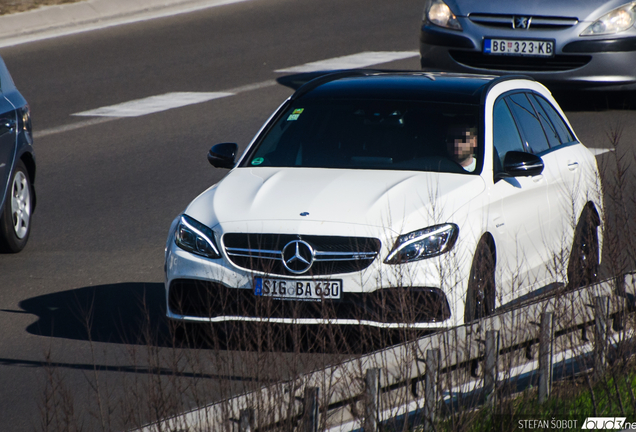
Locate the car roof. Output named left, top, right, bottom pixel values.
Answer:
left=294, top=71, right=512, bottom=105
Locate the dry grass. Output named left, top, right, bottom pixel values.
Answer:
left=0, top=0, right=82, bottom=16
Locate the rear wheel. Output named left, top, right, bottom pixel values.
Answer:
left=0, top=161, right=33, bottom=253
left=465, top=237, right=496, bottom=323
left=567, top=207, right=600, bottom=289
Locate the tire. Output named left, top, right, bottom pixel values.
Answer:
left=0, top=160, right=33, bottom=253
left=465, top=237, right=496, bottom=323
left=567, top=207, right=600, bottom=290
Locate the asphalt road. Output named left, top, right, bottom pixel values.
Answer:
left=0, top=0, right=635, bottom=429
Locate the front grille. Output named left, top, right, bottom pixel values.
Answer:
left=469, top=14, right=578, bottom=30
left=168, top=279, right=451, bottom=324
left=223, top=233, right=381, bottom=276
left=449, top=50, right=592, bottom=72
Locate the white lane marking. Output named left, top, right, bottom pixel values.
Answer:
left=274, top=51, right=419, bottom=73
left=40, top=51, right=417, bottom=135
left=588, top=148, right=614, bottom=156
left=34, top=117, right=118, bottom=139
left=224, top=79, right=278, bottom=94
left=73, top=92, right=234, bottom=117
left=39, top=81, right=278, bottom=136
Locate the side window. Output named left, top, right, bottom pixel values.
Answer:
left=531, top=94, right=575, bottom=145
left=529, top=95, right=560, bottom=148
left=493, top=98, right=525, bottom=168
left=507, top=92, right=550, bottom=154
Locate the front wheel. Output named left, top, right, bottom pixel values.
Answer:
left=465, top=237, right=496, bottom=323
left=0, top=161, right=33, bottom=253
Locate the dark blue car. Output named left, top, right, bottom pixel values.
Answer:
left=0, top=55, right=35, bottom=252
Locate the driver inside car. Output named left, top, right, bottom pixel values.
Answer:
left=447, top=125, right=478, bottom=172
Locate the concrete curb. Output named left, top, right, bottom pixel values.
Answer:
left=0, top=0, right=250, bottom=48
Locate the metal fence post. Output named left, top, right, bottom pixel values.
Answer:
left=423, top=349, right=440, bottom=432
left=303, top=387, right=319, bottom=432
left=538, top=311, right=554, bottom=403
left=239, top=408, right=254, bottom=432
left=594, top=295, right=610, bottom=377
left=484, top=330, right=499, bottom=403
left=364, top=368, right=381, bottom=432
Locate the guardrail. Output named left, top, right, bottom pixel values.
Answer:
left=135, top=273, right=636, bottom=432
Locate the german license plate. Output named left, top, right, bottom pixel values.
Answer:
left=484, top=38, right=554, bottom=57
left=254, top=277, right=342, bottom=301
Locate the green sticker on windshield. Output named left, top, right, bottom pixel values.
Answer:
left=251, top=157, right=264, bottom=166
left=287, top=108, right=304, bottom=121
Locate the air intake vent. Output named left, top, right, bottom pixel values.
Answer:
left=449, top=50, right=591, bottom=72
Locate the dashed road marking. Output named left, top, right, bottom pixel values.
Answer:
left=36, top=51, right=418, bottom=137
left=34, top=117, right=118, bottom=139
left=274, top=51, right=419, bottom=73
left=73, top=92, right=234, bottom=118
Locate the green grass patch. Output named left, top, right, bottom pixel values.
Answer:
left=431, top=369, right=636, bottom=432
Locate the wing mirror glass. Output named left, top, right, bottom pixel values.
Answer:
left=208, top=143, right=238, bottom=169
left=499, top=151, right=544, bottom=178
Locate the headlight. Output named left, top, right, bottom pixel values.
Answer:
left=424, top=0, right=462, bottom=31
left=385, top=223, right=459, bottom=264
left=175, top=215, right=221, bottom=259
left=19, top=106, right=31, bottom=133
left=581, top=2, right=636, bottom=36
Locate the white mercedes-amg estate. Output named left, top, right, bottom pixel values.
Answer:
left=165, top=71, right=602, bottom=329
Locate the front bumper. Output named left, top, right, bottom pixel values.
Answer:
left=165, top=237, right=466, bottom=329
left=167, top=279, right=451, bottom=328
left=420, top=24, right=636, bottom=90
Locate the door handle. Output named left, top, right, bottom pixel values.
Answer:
left=532, top=174, right=544, bottom=183
left=567, top=162, right=579, bottom=171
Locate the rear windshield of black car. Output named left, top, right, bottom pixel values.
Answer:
left=241, top=100, right=482, bottom=174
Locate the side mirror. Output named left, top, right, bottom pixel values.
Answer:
left=500, top=151, right=544, bottom=178
left=208, top=143, right=238, bottom=169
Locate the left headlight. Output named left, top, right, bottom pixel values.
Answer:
left=385, top=223, right=459, bottom=264
left=424, top=0, right=462, bottom=31
left=581, top=2, right=636, bottom=36
left=174, top=214, right=221, bottom=259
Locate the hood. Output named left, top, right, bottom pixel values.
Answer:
left=186, top=167, right=486, bottom=236
left=447, top=0, right=626, bottom=22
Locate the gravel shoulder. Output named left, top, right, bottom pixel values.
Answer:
left=0, top=0, right=83, bottom=16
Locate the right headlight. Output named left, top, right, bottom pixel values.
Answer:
left=424, top=0, right=462, bottom=31
left=581, top=2, right=636, bottom=36
left=385, top=223, right=459, bottom=264
left=174, top=214, right=221, bottom=259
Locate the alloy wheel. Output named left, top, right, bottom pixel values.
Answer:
left=10, top=171, right=30, bottom=239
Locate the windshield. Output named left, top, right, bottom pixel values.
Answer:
left=241, top=99, right=482, bottom=174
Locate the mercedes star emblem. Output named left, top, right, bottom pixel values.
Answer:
left=282, top=240, right=315, bottom=274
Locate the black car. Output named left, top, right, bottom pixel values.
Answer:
left=0, top=55, right=35, bottom=252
